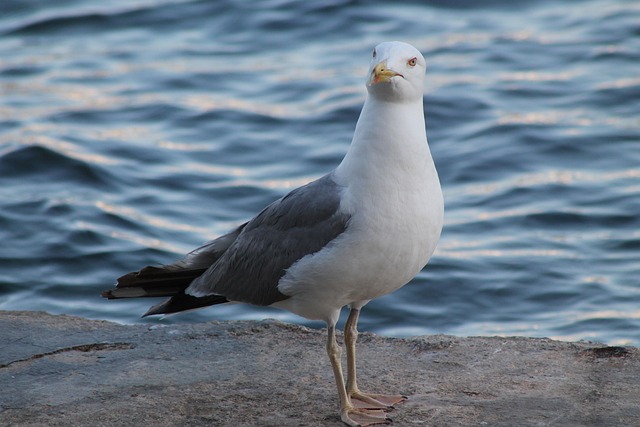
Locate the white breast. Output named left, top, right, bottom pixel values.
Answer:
left=275, top=96, right=444, bottom=323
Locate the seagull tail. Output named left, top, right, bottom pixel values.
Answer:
left=100, top=265, right=229, bottom=317
left=101, top=265, right=206, bottom=299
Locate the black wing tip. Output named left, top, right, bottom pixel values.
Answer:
left=101, top=265, right=210, bottom=300
left=142, top=294, right=229, bottom=317
left=101, top=289, right=116, bottom=299
left=104, top=264, right=228, bottom=316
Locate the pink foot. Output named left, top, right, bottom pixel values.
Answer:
left=352, top=392, right=407, bottom=410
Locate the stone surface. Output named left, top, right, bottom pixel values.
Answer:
left=1, top=311, right=639, bottom=426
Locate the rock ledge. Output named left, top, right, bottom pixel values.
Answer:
left=1, top=311, right=638, bottom=426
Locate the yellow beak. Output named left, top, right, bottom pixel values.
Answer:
left=368, top=60, right=402, bottom=86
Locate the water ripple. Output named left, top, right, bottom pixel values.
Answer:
left=1, top=0, right=638, bottom=345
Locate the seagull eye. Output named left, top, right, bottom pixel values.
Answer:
left=373, top=49, right=376, bottom=58
left=407, top=57, right=417, bottom=67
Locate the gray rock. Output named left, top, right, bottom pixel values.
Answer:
left=1, top=311, right=638, bottom=426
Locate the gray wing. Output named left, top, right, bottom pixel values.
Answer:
left=186, top=172, right=350, bottom=305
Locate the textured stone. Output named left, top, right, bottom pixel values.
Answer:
left=1, top=311, right=638, bottom=426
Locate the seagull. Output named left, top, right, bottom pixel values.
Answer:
left=102, top=41, right=444, bottom=426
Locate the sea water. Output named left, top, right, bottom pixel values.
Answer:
left=1, top=0, right=638, bottom=346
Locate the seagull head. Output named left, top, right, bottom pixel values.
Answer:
left=366, top=41, right=426, bottom=102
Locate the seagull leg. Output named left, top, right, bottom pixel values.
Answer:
left=344, top=308, right=407, bottom=410
left=326, top=324, right=390, bottom=426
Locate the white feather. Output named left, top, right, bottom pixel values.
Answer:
left=274, top=42, right=444, bottom=324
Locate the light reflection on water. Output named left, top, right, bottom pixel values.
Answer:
left=0, top=0, right=638, bottom=346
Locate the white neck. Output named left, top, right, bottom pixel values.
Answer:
left=334, top=96, right=435, bottom=189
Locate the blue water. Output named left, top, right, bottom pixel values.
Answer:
left=1, top=0, right=638, bottom=346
